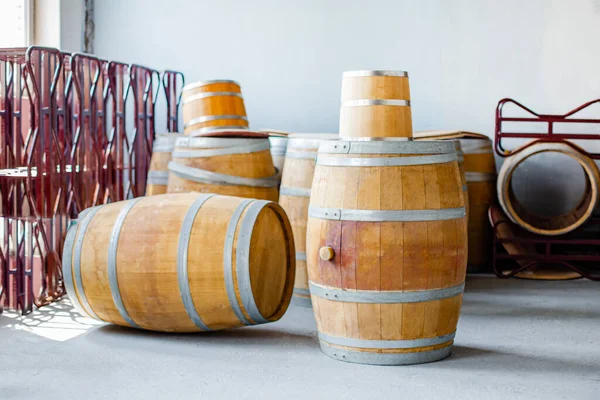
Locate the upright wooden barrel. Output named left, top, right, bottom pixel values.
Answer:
left=307, top=140, right=467, bottom=365
left=454, top=140, right=469, bottom=217
left=268, top=136, right=288, bottom=173
left=182, top=80, right=249, bottom=135
left=278, top=133, right=338, bottom=307
left=62, top=193, right=295, bottom=332
left=497, top=141, right=600, bottom=236
left=146, top=133, right=180, bottom=196
left=340, top=70, right=412, bottom=139
left=459, top=138, right=497, bottom=269
left=167, top=136, right=279, bottom=201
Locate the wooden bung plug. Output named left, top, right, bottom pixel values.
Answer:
left=319, top=246, right=335, bottom=261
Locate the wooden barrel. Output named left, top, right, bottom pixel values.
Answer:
left=416, top=138, right=468, bottom=218
left=167, top=136, right=279, bottom=201
left=460, top=138, right=497, bottom=269
left=62, top=192, right=295, bottom=332
left=307, top=140, right=467, bottom=365
left=146, top=134, right=180, bottom=196
left=269, top=136, right=288, bottom=173
left=497, top=141, right=600, bottom=236
left=454, top=140, right=469, bottom=218
left=182, top=80, right=249, bottom=135
left=278, top=133, right=338, bottom=307
left=339, top=70, right=412, bottom=139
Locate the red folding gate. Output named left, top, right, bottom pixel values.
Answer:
left=0, top=46, right=184, bottom=315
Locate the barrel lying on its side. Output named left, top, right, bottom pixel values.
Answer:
left=63, top=193, right=295, bottom=332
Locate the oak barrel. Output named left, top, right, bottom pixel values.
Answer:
left=146, top=133, right=180, bottom=196
left=269, top=136, right=288, bottom=173
left=62, top=193, right=295, bottom=332
left=278, top=133, right=338, bottom=307
left=307, top=139, right=467, bottom=365
left=497, top=141, right=600, bottom=236
left=460, top=138, right=497, bottom=269
left=339, top=70, right=412, bottom=139
left=167, top=136, right=279, bottom=201
left=182, top=80, right=249, bottom=135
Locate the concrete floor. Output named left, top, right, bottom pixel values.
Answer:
left=1, top=275, right=599, bottom=400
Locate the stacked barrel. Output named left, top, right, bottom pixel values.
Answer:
left=182, top=80, right=249, bottom=135
left=306, top=71, right=468, bottom=365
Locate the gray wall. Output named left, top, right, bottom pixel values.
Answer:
left=93, top=0, right=600, bottom=213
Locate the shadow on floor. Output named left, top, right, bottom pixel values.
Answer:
left=460, top=297, right=600, bottom=320
left=441, top=345, right=599, bottom=375
left=84, top=323, right=318, bottom=350
left=464, top=275, right=596, bottom=294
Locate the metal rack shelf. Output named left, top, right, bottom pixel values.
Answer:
left=491, top=98, right=600, bottom=280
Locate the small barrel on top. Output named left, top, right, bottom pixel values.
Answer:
left=339, top=70, right=412, bottom=139
left=182, top=79, right=249, bottom=135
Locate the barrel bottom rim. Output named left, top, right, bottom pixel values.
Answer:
left=319, top=341, right=453, bottom=366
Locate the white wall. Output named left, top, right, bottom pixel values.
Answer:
left=93, top=0, right=600, bottom=212
left=93, top=0, right=600, bottom=134
left=60, top=0, right=84, bottom=52
left=33, top=0, right=83, bottom=52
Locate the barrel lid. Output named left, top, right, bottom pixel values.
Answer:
left=414, top=130, right=489, bottom=140
left=182, top=79, right=240, bottom=92
left=259, top=129, right=291, bottom=137
left=343, top=70, right=409, bottom=78
left=242, top=201, right=295, bottom=322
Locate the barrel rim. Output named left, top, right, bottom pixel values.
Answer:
left=318, top=139, right=456, bottom=155
left=184, top=115, right=248, bottom=129
left=319, top=341, right=452, bottom=366
left=175, top=136, right=269, bottom=149
left=168, top=161, right=280, bottom=188
left=181, top=91, right=244, bottom=105
left=187, top=126, right=250, bottom=136
left=182, top=79, right=240, bottom=92
left=342, top=99, right=411, bottom=107
left=316, top=152, right=458, bottom=167
left=343, top=70, right=409, bottom=78
left=245, top=201, right=296, bottom=322
left=497, top=141, right=600, bottom=236
left=172, top=140, right=270, bottom=159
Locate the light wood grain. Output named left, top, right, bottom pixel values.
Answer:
left=278, top=134, right=338, bottom=305
left=339, top=72, right=412, bottom=139
left=146, top=134, right=180, bottom=196
left=182, top=81, right=247, bottom=134
left=68, top=193, right=295, bottom=332
left=167, top=138, right=278, bottom=201
left=306, top=144, right=467, bottom=364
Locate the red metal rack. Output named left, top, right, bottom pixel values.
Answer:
left=492, top=98, right=600, bottom=280
left=0, top=46, right=184, bottom=315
